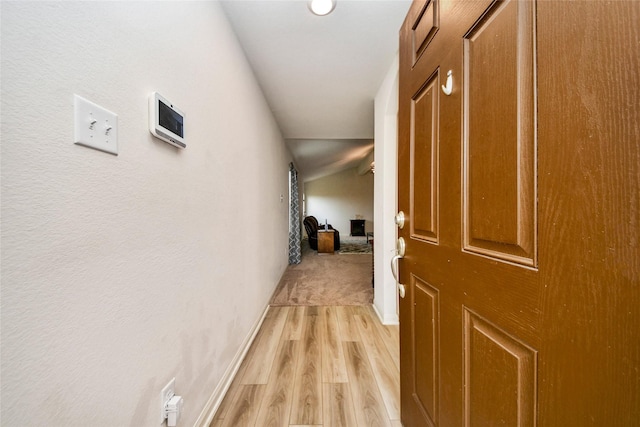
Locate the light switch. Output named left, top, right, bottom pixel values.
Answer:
left=74, top=94, right=118, bottom=155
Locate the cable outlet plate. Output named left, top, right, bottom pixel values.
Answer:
left=160, top=377, right=175, bottom=424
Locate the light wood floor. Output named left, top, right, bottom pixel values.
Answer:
left=211, top=305, right=401, bottom=427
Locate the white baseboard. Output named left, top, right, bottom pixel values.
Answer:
left=372, top=302, right=399, bottom=325
left=193, top=303, right=270, bottom=427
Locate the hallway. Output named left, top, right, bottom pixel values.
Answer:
left=211, top=305, right=400, bottom=427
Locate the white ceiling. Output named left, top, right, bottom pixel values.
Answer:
left=220, top=0, right=411, bottom=181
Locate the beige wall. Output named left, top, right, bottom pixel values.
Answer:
left=305, top=167, right=374, bottom=236
left=1, top=2, right=291, bottom=425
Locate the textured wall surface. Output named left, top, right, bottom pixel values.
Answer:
left=305, top=167, right=374, bottom=236
left=0, top=1, right=291, bottom=425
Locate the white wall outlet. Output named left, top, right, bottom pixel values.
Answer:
left=160, top=377, right=175, bottom=424
left=74, top=94, right=118, bottom=155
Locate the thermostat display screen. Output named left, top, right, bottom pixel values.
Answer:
left=159, top=100, right=184, bottom=138
left=149, top=92, right=186, bottom=148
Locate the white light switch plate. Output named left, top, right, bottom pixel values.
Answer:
left=74, top=94, right=118, bottom=155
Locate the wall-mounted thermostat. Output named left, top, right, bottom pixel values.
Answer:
left=149, top=92, right=185, bottom=148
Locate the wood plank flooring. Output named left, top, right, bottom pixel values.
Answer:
left=211, top=305, right=400, bottom=427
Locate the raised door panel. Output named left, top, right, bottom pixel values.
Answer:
left=463, top=308, right=537, bottom=427
left=410, top=70, right=440, bottom=243
left=462, top=0, right=537, bottom=266
left=412, top=276, right=440, bottom=425
left=412, top=0, right=439, bottom=64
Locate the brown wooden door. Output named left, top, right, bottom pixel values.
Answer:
left=397, top=1, right=639, bottom=426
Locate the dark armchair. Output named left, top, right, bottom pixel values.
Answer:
left=303, top=216, right=341, bottom=251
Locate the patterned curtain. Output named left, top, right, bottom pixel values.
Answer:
left=288, top=163, right=301, bottom=264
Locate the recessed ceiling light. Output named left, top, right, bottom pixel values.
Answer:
left=308, top=0, right=336, bottom=16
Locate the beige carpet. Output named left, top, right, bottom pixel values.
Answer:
left=271, top=241, right=373, bottom=306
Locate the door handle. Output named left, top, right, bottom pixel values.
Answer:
left=391, top=254, right=403, bottom=281
left=391, top=255, right=406, bottom=299
left=392, top=237, right=406, bottom=298
left=391, top=238, right=406, bottom=279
